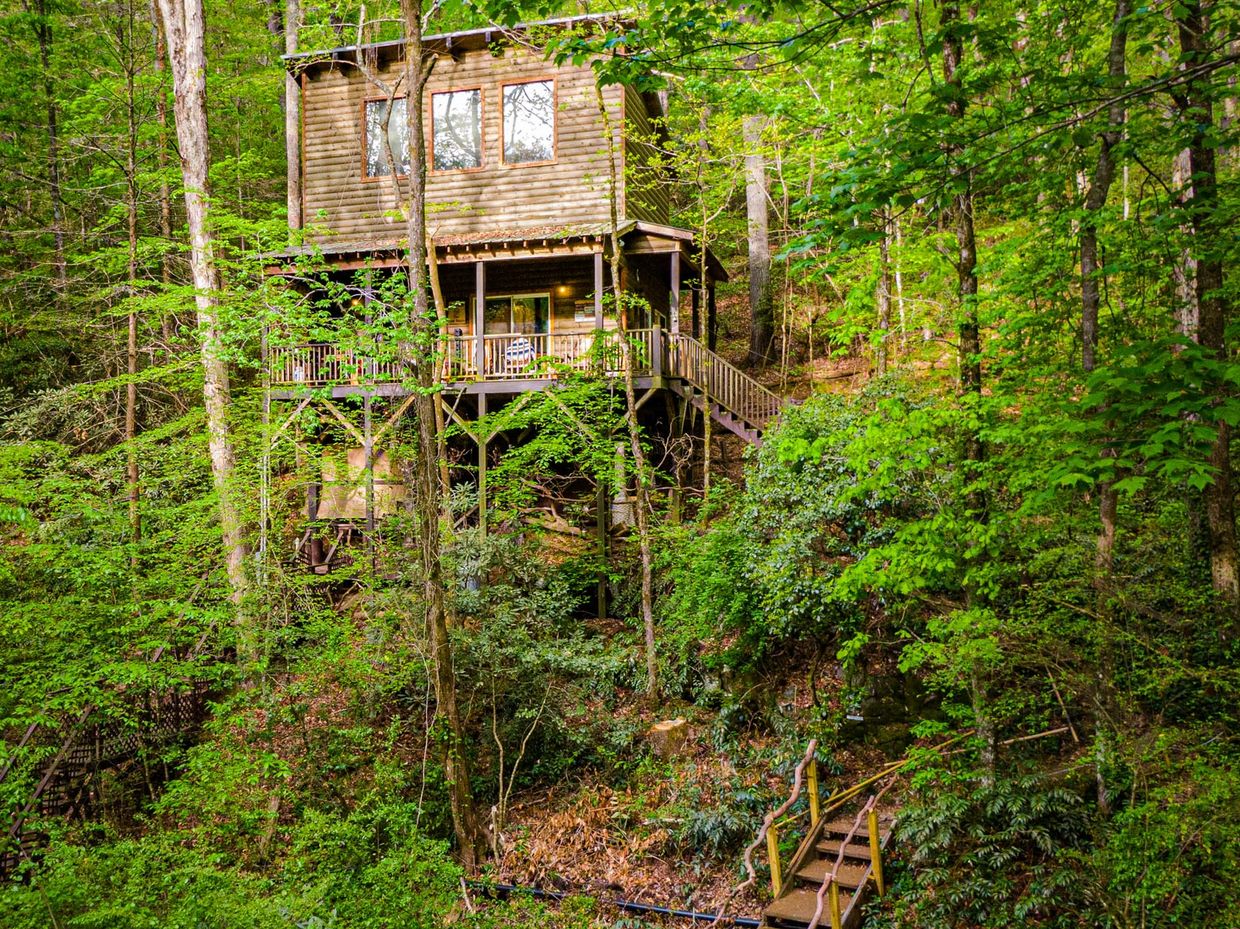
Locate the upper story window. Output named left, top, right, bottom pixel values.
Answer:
left=432, top=88, right=483, bottom=171
left=502, top=80, right=555, bottom=165
left=363, top=97, right=409, bottom=178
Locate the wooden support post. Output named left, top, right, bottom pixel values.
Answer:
left=595, top=478, right=608, bottom=619
left=691, top=285, right=700, bottom=339
left=767, top=823, right=782, bottom=896
left=364, top=392, right=375, bottom=570
left=474, top=260, right=486, bottom=377
left=808, top=759, right=820, bottom=828
left=829, top=881, right=842, bottom=929
left=868, top=807, right=885, bottom=896
left=651, top=325, right=664, bottom=379
left=594, top=250, right=604, bottom=329
left=669, top=249, right=680, bottom=335
left=707, top=280, right=718, bottom=351
left=477, top=393, right=488, bottom=534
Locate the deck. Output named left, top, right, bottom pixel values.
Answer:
left=267, top=327, right=783, bottom=443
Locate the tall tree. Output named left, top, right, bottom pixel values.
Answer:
left=398, top=0, right=483, bottom=869
left=744, top=108, right=774, bottom=365
left=153, top=0, right=250, bottom=626
left=1174, top=0, right=1239, bottom=602
left=1080, top=0, right=1130, bottom=575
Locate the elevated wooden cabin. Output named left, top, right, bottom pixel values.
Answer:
left=265, top=14, right=781, bottom=570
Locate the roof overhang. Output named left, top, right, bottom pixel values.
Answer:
left=263, top=221, right=728, bottom=282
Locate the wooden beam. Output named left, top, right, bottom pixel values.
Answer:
left=594, top=250, right=604, bottom=329
left=670, top=249, right=680, bottom=335
left=372, top=393, right=417, bottom=446
left=475, top=260, right=486, bottom=375
left=319, top=398, right=366, bottom=444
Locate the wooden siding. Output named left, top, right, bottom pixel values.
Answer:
left=623, top=86, right=670, bottom=224
left=301, top=46, right=635, bottom=243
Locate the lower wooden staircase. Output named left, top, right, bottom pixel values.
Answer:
left=762, top=803, right=894, bottom=929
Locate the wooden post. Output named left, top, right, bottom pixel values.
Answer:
left=594, top=250, right=604, bottom=329
left=766, top=822, right=782, bottom=896
left=363, top=392, right=375, bottom=571
left=868, top=807, right=885, bottom=896
left=669, top=249, right=680, bottom=335
left=706, top=281, right=718, bottom=351
left=808, top=758, right=820, bottom=828
left=474, top=260, right=486, bottom=377
left=651, top=325, right=664, bottom=379
left=829, top=881, right=842, bottom=929
left=595, top=479, right=608, bottom=619
left=477, top=393, right=488, bottom=534
left=691, top=286, right=700, bottom=338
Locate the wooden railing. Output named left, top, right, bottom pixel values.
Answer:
left=668, top=333, right=783, bottom=429
left=269, top=328, right=781, bottom=434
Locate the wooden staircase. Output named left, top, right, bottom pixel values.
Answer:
left=1, top=619, right=216, bottom=878
left=665, top=333, right=784, bottom=447
left=762, top=803, right=894, bottom=929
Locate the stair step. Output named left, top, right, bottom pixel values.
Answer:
left=821, top=817, right=872, bottom=842
left=763, top=887, right=854, bottom=928
left=794, top=858, right=870, bottom=890
left=815, top=838, right=872, bottom=860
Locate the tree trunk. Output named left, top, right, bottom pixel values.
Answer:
left=876, top=211, right=892, bottom=376
left=154, top=0, right=250, bottom=630
left=152, top=0, right=174, bottom=345
left=31, top=0, right=67, bottom=291
left=941, top=0, right=993, bottom=779
left=597, top=85, right=659, bottom=699
left=1080, top=0, right=1129, bottom=576
left=284, top=0, right=301, bottom=233
left=744, top=114, right=774, bottom=365
left=126, top=12, right=141, bottom=560
left=399, top=0, right=483, bottom=869
left=1176, top=0, right=1239, bottom=603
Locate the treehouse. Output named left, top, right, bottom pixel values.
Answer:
left=264, top=13, right=782, bottom=573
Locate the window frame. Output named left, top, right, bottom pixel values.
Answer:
left=429, top=85, right=486, bottom=175
left=482, top=292, right=554, bottom=335
left=360, top=94, right=411, bottom=183
left=499, top=77, right=558, bottom=168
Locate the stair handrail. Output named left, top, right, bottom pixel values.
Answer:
left=706, top=739, right=818, bottom=926
left=805, top=797, right=874, bottom=929
left=669, top=333, right=783, bottom=429
left=2, top=579, right=216, bottom=871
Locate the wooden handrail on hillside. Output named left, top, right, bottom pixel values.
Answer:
left=668, top=333, right=784, bottom=430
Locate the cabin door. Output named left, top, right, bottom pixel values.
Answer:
left=483, top=294, right=550, bottom=334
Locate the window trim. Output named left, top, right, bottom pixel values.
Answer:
left=499, top=77, right=558, bottom=168
left=360, top=94, right=411, bottom=183
left=483, top=291, right=554, bottom=335
left=429, top=85, right=487, bottom=176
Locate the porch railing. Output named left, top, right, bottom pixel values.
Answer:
left=268, top=327, right=782, bottom=434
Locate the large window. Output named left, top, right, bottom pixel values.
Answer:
left=432, top=89, right=483, bottom=171
left=502, top=80, right=555, bottom=165
left=363, top=98, right=409, bottom=178
left=484, top=294, right=550, bottom=334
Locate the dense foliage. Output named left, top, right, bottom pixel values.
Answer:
left=2, top=0, right=1239, bottom=927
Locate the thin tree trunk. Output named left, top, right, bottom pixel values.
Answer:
left=152, top=0, right=174, bottom=343
left=1177, top=0, right=1239, bottom=603
left=155, top=0, right=250, bottom=631
left=942, top=0, right=993, bottom=781
left=399, top=0, right=483, bottom=869
left=597, top=84, right=658, bottom=699
left=744, top=113, right=774, bottom=365
left=284, top=0, right=301, bottom=233
left=126, top=4, right=141, bottom=559
left=876, top=211, right=893, bottom=376
left=1081, top=0, right=1129, bottom=576
left=30, top=0, right=67, bottom=290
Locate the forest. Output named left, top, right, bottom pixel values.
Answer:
left=0, top=0, right=1238, bottom=927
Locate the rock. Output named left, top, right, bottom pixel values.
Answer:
left=648, top=718, right=689, bottom=758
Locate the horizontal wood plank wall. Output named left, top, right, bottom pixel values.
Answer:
left=301, top=47, right=627, bottom=243
left=623, top=85, right=670, bottom=224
